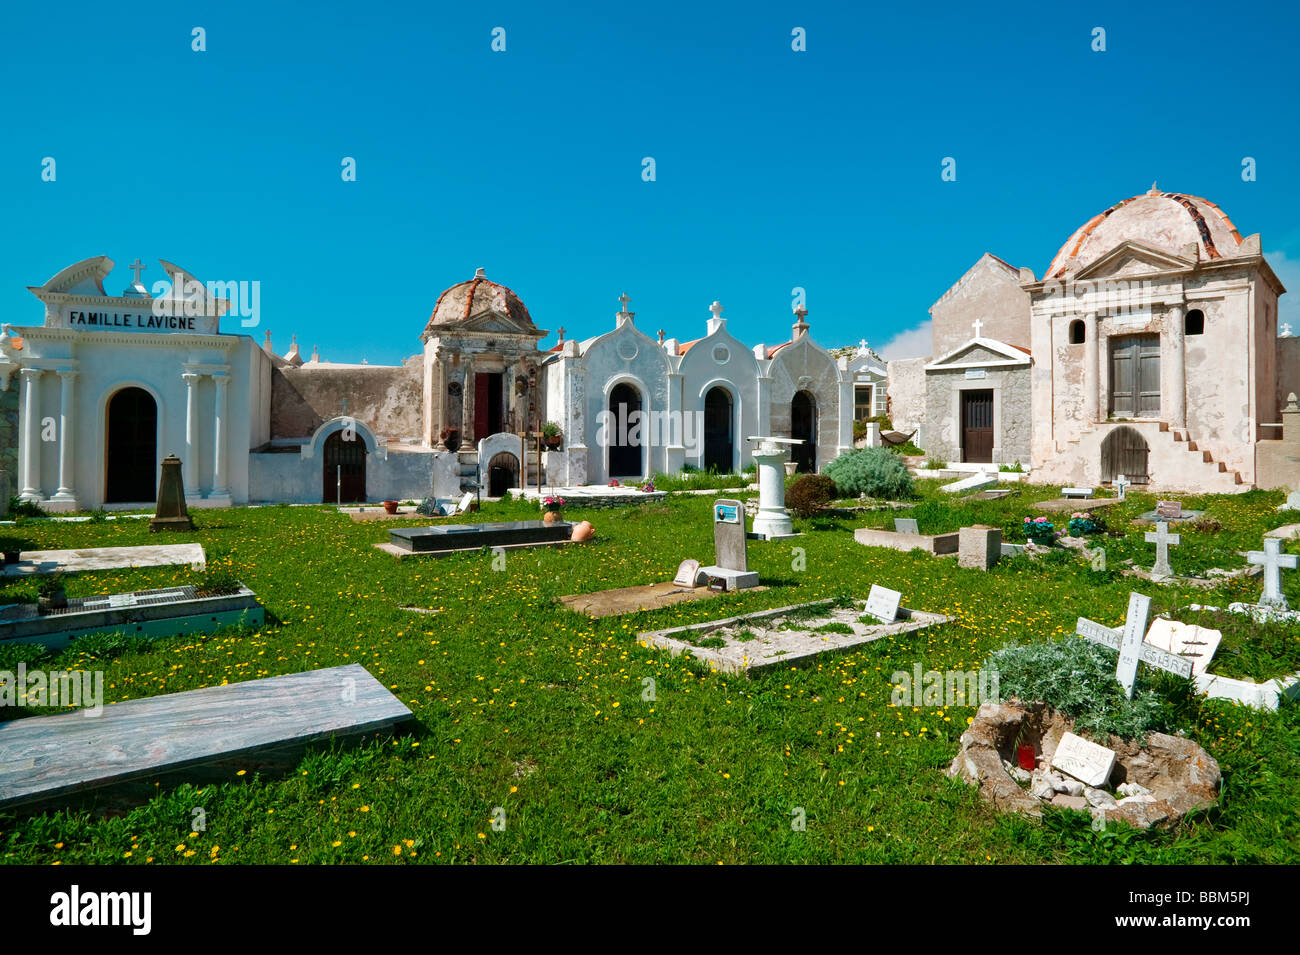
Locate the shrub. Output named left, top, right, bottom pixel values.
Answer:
left=986, top=639, right=1183, bottom=740
left=823, top=447, right=915, bottom=499
left=786, top=474, right=838, bottom=519
left=8, top=497, right=46, bottom=518
left=923, top=458, right=948, bottom=470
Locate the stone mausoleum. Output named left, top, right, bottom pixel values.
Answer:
left=889, top=186, right=1300, bottom=492
left=3, top=260, right=883, bottom=509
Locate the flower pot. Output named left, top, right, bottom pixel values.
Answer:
left=570, top=520, right=594, bottom=542
left=543, top=510, right=560, bottom=524
left=383, top=500, right=399, bottom=514
left=543, top=436, right=562, bottom=450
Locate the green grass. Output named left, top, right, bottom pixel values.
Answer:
left=0, top=486, right=1296, bottom=864
left=651, top=468, right=753, bottom=492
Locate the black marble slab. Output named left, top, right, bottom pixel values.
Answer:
left=389, top=520, right=573, bottom=553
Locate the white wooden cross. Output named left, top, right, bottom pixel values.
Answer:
left=1076, top=592, right=1192, bottom=698
left=1144, top=520, right=1180, bottom=579
left=972, top=317, right=984, bottom=338
left=128, top=258, right=147, bottom=284
left=1114, top=474, right=1129, bottom=501
left=1247, top=538, right=1298, bottom=610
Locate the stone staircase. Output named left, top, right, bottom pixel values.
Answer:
left=1041, top=420, right=1247, bottom=493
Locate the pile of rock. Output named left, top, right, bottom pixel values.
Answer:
left=948, top=699, right=1219, bottom=829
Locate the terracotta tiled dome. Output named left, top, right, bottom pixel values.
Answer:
left=1047, top=187, right=1243, bottom=278
left=422, top=268, right=534, bottom=338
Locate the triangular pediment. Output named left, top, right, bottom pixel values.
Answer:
left=459, top=308, right=541, bottom=336
left=926, top=336, right=1030, bottom=371
left=1075, top=240, right=1194, bottom=280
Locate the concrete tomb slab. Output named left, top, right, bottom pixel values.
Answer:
left=386, top=520, right=572, bottom=556
left=1062, top=487, right=1095, bottom=499
left=2, top=543, right=206, bottom=578
left=0, top=664, right=412, bottom=813
left=940, top=471, right=997, bottom=495
left=854, top=526, right=959, bottom=555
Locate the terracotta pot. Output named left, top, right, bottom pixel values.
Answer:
left=543, top=510, right=559, bottom=524
left=570, top=520, right=594, bottom=542
left=383, top=500, right=399, bottom=514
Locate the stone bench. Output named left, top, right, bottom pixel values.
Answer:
left=1062, top=487, right=1094, bottom=499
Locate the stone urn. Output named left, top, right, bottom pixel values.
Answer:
left=571, top=520, right=594, bottom=542
left=383, top=500, right=399, bottom=514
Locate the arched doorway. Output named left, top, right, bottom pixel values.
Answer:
left=105, top=387, right=158, bottom=503
left=487, top=451, right=520, bottom=497
left=791, top=390, right=817, bottom=473
left=608, top=383, right=643, bottom=478
left=323, top=430, right=367, bottom=503
left=1101, top=426, right=1150, bottom=485
left=703, top=387, right=734, bottom=473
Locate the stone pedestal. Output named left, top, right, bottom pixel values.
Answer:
left=749, top=437, right=800, bottom=539
left=150, top=454, right=194, bottom=532
left=958, top=524, right=1001, bottom=570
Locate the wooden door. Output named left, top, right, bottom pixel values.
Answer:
left=1101, top=426, right=1150, bottom=484
left=323, top=430, right=367, bottom=503
left=961, top=390, right=994, bottom=464
left=1110, top=335, right=1160, bottom=418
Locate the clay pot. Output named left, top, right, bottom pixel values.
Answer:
left=543, top=510, right=559, bottom=524
left=383, top=500, right=399, bottom=514
left=570, top=520, right=594, bottom=542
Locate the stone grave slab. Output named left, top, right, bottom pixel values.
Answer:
left=863, top=584, right=902, bottom=623
left=1051, top=731, right=1117, bottom=787
left=1037, top=497, right=1119, bottom=514
left=637, top=599, right=951, bottom=675
left=1265, top=523, right=1300, bottom=541
left=0, top=664, right=412, bottom=813
left=0, top=584, right=264, bottom=652
left=1155, top=500, right=1183, bottom=520
left=2, top=543, right=206, bottom=578
left=1144, top=619, right=1221, bottom=677
left=556, top=580, right=763, bottom=618
left=854, top=526, right=959, bottom=555
left=673, top=559, right=704, bottom=587
left=382, top=520, right=572, bottom=557
left=893, top=518, right=920, bottom=535
left=940, top=471, right=997, bottom=495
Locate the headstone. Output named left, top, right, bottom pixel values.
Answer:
left=1155, top=500, right=1183, bottom=520
left=1144, top=521, right=1180, bottom=579
left=1062, top=487, right=1094, bottom=499
left=1114, top=474, right=1130, bottom=501
left=1280, top=490, right=1300, bottom=512
left=958, top=525, right=1001, bottom=571
left=673, top=558, right=704, bottom=588
left=149, top=454, right=193, bottom=532
left=863, top=584, right=902, bottom=624
left=893, top=518, right=920, bottom=535
left=1051, top=732, right=1117, bottom=788
left=457, top=492, right=474, bottom=514
left=1246, top=537, right=1298, bottom=610
left=940, top=471, right=997, bottom=495
left=1144, top=619, right=1221, bottom=677
left=700, top=499, right=758, bottom=591
left=1077, top=592, right=1192, bottom=698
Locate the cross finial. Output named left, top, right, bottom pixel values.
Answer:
left=556, top=326, right=565, bottom=342
left=793, top=304, right=808, bottom=320
left=618, top=292, right=631, bottom=313
left=857, top=338, right=869, bottom=353
left=1281, top=321, right=1294, bottom=337
left=1149, top=180, right=1159, bottom=195
left=657, top=329, right=665, bottom=343
left=710, top=301, right=724, bottom=319
left=128, top=258, right=146, bottom=284
left=972, top=317, right=984, bottom=338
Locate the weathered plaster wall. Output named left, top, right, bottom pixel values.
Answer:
left=768, top=337, right=841, bottom=470
left=271, top=356, right=423, bottom=443
left=248, top=445, right=436, bottom=503
left=931, top=254, right=1031, bottom=357
left=1277, top=336, right=1300, bottom=412
left=885, top=357, right=927, bottom=436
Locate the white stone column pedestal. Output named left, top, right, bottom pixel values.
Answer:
left=50, top=369, right=78, bottom=507
left=207, top=373, right=232, bottom=505
left=748, top=436, right=803, bottom=539
left=182, top=372, right=202, bottom=500
left=18, top=367, right=44, bottom=501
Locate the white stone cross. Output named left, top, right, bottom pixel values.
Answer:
left=128, top=258, right=147, bottom=284
left=857, top=338, right=869, bottom=353
left=710, top=301, right=724, bottom=319
left=1144, top=521, right=1180, bottom=579
left=618, top=292, right=631, bottom=313
left=1114, top=474, right=1130, bottom=501
left=1076, top=592, right=1191, bottom=698
left=972, top=317, right=984, bottom=338
left=1247, top=538, right=1298, bottom=610
left=1281, top=322, right=1294, bottom=337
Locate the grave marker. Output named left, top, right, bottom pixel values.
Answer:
left=700, top=499, right=758, bottom=591
left=864, top=584, right=902, bottom=624
left=1156, top=500, right=1183, bottom=520
left=1144, top=521, right=1180, bottom=578
left=1114, top=474, right=1129, bottom=501
left=1144, top=619, right=1221, bottom=677
left=1062, top=487, right=1094, bottom=499
left=894, top=518, right=920, bottom=535
left=1246, top=537, right=1298, bottom=610
left=1051, top=731, right=1117, bottom=787
left=1076, top=592, right=1192, bottom=698
left=673, top=558, right=703, bottom=588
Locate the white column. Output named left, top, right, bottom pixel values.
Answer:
left=183, top=372, right=201, bottom=498
left=1167, top=302, right=1187, bottom=429
left=52, top=370, right=77, bottom=503
left=211, top=373, right=231, bottom=501
left=1083, top=311, right=1099, bottom=424
left=19, top=368, right=43, bottom=500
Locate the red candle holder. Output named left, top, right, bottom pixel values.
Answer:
left=1017, top=745, right=1036, bottom=771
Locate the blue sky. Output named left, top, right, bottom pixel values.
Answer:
left=2, top=0, right=1297, bottom=365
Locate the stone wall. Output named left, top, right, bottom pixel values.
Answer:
left=923, top=364, right=1031, bottom=466
left=930, top=254, right=1031, bottom=357
left=885, top=357, right=927, bottom=437
left=1277, top=336, right=1300, bottom=416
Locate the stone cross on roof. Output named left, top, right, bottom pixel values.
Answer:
left=1247, top=538, right=1298, bottom=611
left=710, top=301, right=724, bottom=319
left=1144, top=521, right=1181, bottom=579
left=857, top=338, right=869, bottom=353
left=618, top=292, right=631, bottom=313
left=1281, top=322, right=1294, bottom=337
left=972, top=317, right=984, bottom=338
left=793, top=304, right=808, bottom=320
left=128, top=258, right=146, bottom=284
left=657, top=329, right=665, bottom=343
left=556, top=326, right=565, bottom=342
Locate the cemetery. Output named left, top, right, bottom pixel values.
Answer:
left=0, top=473, right=1295, bottom=864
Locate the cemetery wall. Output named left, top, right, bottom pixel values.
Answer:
left=1278, top=335, right=1300, bottom=412
left=886, top=357, right=927, bottom=436
left=271, top=356, right=424, bottom=443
